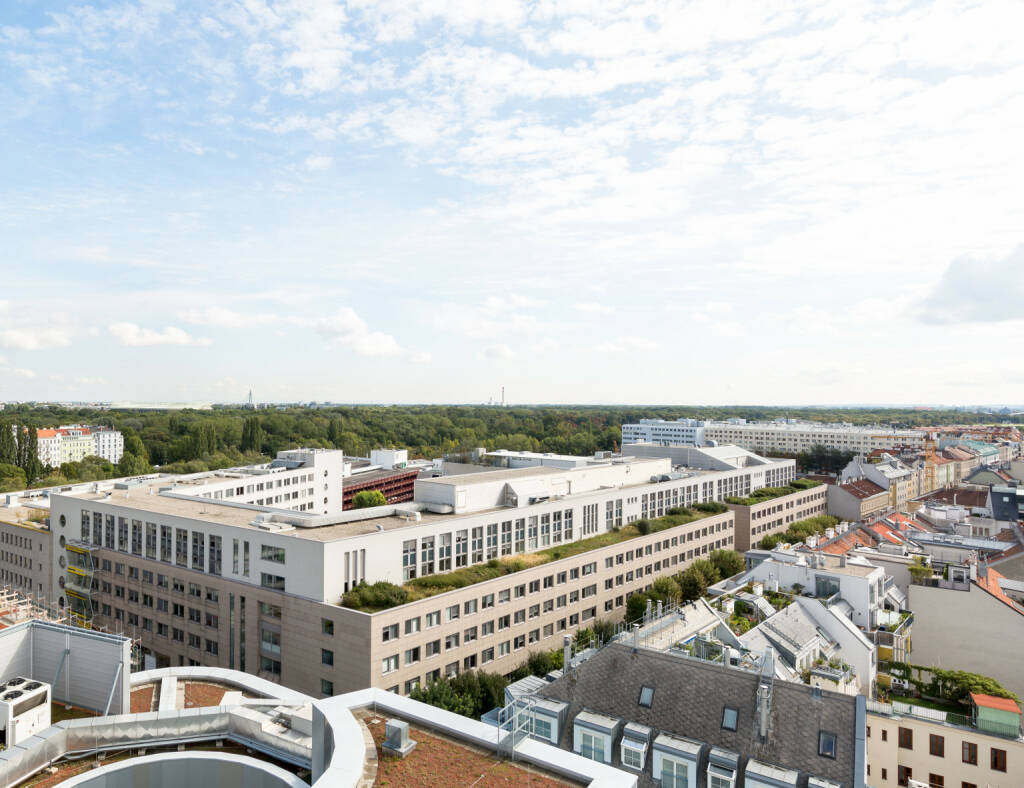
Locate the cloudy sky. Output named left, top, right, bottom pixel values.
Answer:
left=2, top=0, right=1023, bottom=406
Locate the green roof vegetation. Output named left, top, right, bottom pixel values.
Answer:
left=340, top=502, right=729, bottom=612
left=757, top=514, right=839, bottom=550
left=724, top=478, right=822, bottom=506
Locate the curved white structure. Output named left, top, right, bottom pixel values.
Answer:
left=58, top=751, right=306, bottom=788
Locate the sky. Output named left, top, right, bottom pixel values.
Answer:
left=1, top=0, right=1023, bottom=407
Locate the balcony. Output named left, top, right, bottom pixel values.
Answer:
left=867, top=698, right=1022, bottom=740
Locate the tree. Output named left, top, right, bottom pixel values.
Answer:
left=352, top=489, right=387, bottom=508
left=118, top=452, right=150, bottom=477
left=679, top=560, right=722, bottom=603
left=15, top=426, right=42, bottom=483
left=709, top=549, right=745, bottom=579
left=0, top=463, right=26, bottom=493
left=409, top=679, right=475, bottom=717
left=240, top=417, right=264, bottom=454
left=625, top=592, right=650, bottom=623
left=650, top=576, right=682, bottom=606
left=0, top=423, right=15, bottom=465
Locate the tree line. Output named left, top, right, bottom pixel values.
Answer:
left=0, top=402, right=1003, bottom=489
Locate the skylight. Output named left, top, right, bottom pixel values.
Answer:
left=722, top=706, right=738, bottom=731
left=818, top=731, right=837, bottom=759
left=638, top=686, right=654, bottom=707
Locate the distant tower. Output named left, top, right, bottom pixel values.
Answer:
left=248, top=390, right=254, bottom=408
left=501, top=386, right=505, bottom=407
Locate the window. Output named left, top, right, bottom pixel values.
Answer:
left=321, top=648, right=334, bottom=666
left=961, top=782, right=976, bottom=788
left=322, top=618, right=334, bottom=636
left=961, top=741, right=977, bottom=764
left=382, top=624, right=399, bottom=642
left=404, top=647, right=420, bottom=666
left=404, top=617, right=420, bottom=635
left=260, top=573, right=285, bottom=591
left=818, top=731, right=837, bottom=759
left=929, top=733, right=944, bottom=757
left=621, top=742, right=644, bottom=770
left=580, top=731, right=604, bottom=762
left=881, top=729, right=888, bottom=741
left=260, top=602, right=282, bottom=618
left=321, top=679, right=334, bottom=696
left=425, top=611, right=441, bottom=628
left=532, top=716, right=552, bottom=741
left=898, top=766, right=912, bottom=786
left=382, top=654, right=399, bottom=674
left=898, top=726, right=913, bottom=749
left=990, top=747, right=1006, bottom=772
left=638, top=686, right=654, bottom=708
left=708, top=769, right=734, bottom=788
left=261, top=545, right=286, bottom=563
left=661, top=757, right=687, bottom=788
left=928, top=776, right=944, bottom=788
left=722, top=706, right=738, bottom=731
left=260, top=656, right=281, bottom=676
left=259, top=628, right=281, bottom=654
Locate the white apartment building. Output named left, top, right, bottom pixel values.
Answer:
left=41, top=446, right=785, bottom=698
left=92, top=427, right=124, bottom=464
left=621, top=418, right=706, bottom=446
left=20, top=424, right=125, bottom=467
left=623, top=418, right=926, bottom=454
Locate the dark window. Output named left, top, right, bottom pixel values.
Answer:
left=928, top=775, right=944, bottom=788
left=962, top=741, right=977, bottom=764
left=930, top=733, right=944, bottom=757
left=898, top=726, right=913, bottom=749
left=721, top=706, right=738, bottom=731
left=897, top=765, right=912, bottom=786
left=638, top=686, right=654, bottom=708
left=990, top=748, right=1006, bottom=772
left=881, top=729, right=888, bottom=741
left=961, top=782, right=977, bottom=788
left=818, top=731, right=837, bottom=759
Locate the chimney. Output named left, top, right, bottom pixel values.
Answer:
left=839, top=554, right=847, bottom=568
left=656, top=600, right=663, bottom=619
left=632, top=623, right=640, bottom=654
left=563, top=634, right=572, bottom=671
left=757, top=682, right=771, bottom=740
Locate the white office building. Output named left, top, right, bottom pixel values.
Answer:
left=623, top=418, right=925, bottom=454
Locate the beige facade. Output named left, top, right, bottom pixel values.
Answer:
left=828, top=482, right=890, bottom=523
left=79, top=510, right=735, bottom=698
left=867, top=710, right=1021, bottom=788
left=725, top=485, right=828, bottom=552
left=0, top=517, right=52, bottom=603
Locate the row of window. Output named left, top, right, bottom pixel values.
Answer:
left=881, top=724, right=1008, bottom=772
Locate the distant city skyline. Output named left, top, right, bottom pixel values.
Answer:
left=2, top=1, right=1023, bottom=404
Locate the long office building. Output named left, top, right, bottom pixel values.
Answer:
left=623, top=418, right=925, bottom=454
left=31, top=446, right=794, bottom=700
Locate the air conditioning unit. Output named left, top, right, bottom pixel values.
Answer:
left=0, top=677, right=51, bottom=747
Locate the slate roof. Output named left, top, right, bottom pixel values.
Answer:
left=535, top=642, right=859, bottom=786
left=837, top=479, right=886, bottom=500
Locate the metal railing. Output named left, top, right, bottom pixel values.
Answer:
left=867, top=699, right=1023, bottom=740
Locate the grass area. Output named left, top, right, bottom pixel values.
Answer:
left=342, top=506, right=724, bottom=612
left=889, top=693, right=961, bottom=713
left=724, top=479, right=822, bottom=506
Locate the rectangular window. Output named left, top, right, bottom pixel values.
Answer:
left=962, top=741, right=977, bottom=764
left=322, top=648, right=334, bottom=666
left=898, top=766, right=912, bottom=787
left=661, top=757, right=687, bottom=788
left=580, top=731, right=604, bottom=762
left=402, top=540, right=417, bottom=581
left=991, top=748, right=1006, bottom=772
left=898, top=726, right=913, bottom=749
left=261, top=545, right=286, bottom=563
left=175, top=529, right=188, bottom=566
left=260, top=573, right=285, bottom=591
left=929, top=733, right=944, bottom=757
left=260, top=602, right=282, bottom=618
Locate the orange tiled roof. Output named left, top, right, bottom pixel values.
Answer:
left=970, top=692, right=1021, bottom=714
left=976, top=567, right=1024, bottom=617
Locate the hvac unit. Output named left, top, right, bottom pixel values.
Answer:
left=0, top=677, right=51, bottom=748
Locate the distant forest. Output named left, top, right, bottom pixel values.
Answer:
left=0, top=403, right=1014, bottom=490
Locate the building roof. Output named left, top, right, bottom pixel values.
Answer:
left=819, top=529, right=874, bottom=555
left=976, top=567, right=1024, bottom=616
left=970, top=693, right=1021, bottom=714
left=837, top=479, right=886, bottom=500
left=916, top=488, right=990, bottom=509
left=536, top=642, right=858, bottom=784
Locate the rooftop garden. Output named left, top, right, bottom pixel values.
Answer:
left=341, top=502, right=729, bottom=612
left=758, top=514, right=839, bottom=550
left=724, top=478, right=822, bottom=506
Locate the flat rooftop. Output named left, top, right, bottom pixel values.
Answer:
left=420, top=465, right=568, bottom=486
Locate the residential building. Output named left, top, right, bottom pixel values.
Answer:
left=624, top=418, right=926, bottom=455
left=866, top=693, right=1022, bottom=788
left=907, top=564, right=1024, bottom=700
left=44, top=451, right=759, bottom=699
left=841, top=455, right=917, bottom=511
left=724, top=482, right=828, bottom=552
left=828, top=479, right=889, bottom=523
left=525, top=638, right=866, bottom=786
left=0, top=509, right=52, bottom=602
left=12, top=423, right=125, bottom=467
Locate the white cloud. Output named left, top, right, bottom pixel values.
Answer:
left=304, top=154, right=333, bottom=171
left=108, top=323, right=212, bottom=347
left=313, top=307, right=427, bottom=360
left=0, top=367, right=36, bottom=379
left=0, top=327, right=75, bottom=350
left=480, top=343, right=517, bottom=361
left=178, top=306, right=267, bottom=328
left=572, top=302, right=613, bottom=315
left=593, top=336, right=659, bottom=353
left=920, top=245, right=1024, bottom=324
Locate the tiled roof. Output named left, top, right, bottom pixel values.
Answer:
left=976, top=567, right=1024, bottom=617
left=819, top=530, right=875, bottom=555
left=837, top=479, right=886, bottom=500
left=536, top=643, right=858, bottom=785
left=867, top=524, right=905, bottom=545
left=916, top=488, right=989, bottom=508
left=970, top=692, right=1021, bottom=714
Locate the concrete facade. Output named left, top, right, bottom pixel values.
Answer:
left=907, top=582, right=1024, bottom=700
left=828, top=480, right=889, bottom=523
left=725, top=484, right=828, bottom=552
